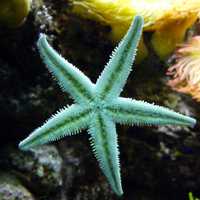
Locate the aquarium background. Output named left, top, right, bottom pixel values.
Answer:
left=0, top=0, right=200, bottom=199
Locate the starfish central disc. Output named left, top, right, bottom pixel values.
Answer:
left=90, top=99, right=106, bottom=112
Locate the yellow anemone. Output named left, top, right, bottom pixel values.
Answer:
left=72, top=0, right=200, bottom=60
left=167, top=36, right=200, bottom=102
left=0, top=0, right=32, bottom=28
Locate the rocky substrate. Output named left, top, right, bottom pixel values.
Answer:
left=0, top=0, right=200, bottom=199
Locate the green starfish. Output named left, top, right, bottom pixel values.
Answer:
left=19, top=16, right=196, bottom=196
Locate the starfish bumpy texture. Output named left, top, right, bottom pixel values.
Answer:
left=19, top=16, right=196, bottom=196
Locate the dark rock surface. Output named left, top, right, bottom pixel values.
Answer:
left=0, top=0, right=199, bottom=199
left=0, top=173, right=35, bottom=200
left=0, top=145, right=63, bottom=199
left=8, top=145, right=62, bottom=193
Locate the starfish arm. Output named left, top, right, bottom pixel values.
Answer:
left=106, top=97, right=196, bottom=127
left=88, top=112, right=123, bottom=196
left=95, top=16, right=143, bottom=101
left=19, top=105, right=91, bottom=150
left=37, top=34, right=94, bottom=104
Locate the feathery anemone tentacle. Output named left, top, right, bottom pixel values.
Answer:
left=167, top=36, right=200, bottom=102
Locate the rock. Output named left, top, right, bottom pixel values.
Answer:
left=6, top=145, right=63, bottom=195
left=0, top=173, right=35, bottom=200
left=58, top=139, right=116, bottom=199
left=73, top=182, right=113, bottom=200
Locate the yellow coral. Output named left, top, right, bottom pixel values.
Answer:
left=0, top=0, right=32, bottom=28
left=72, top=0, right=168, bottom=40
left=150, top=0, right=200, bottom=59
left=72, top=0, right=200, bottom=60
left=167, top=36, right=200, bottom=102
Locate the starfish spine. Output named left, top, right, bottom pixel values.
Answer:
left=106, top=97, right=196, bottom=127
left=89, top=112, right=122, bottom=195
left=38, top=34, right=94, bottom=104
left=19, top=105, right=92, bottom=150
left=96, top=15, right=143, bottom=101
